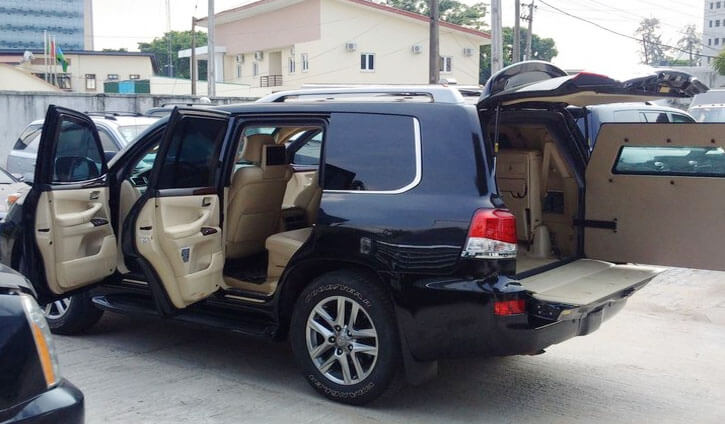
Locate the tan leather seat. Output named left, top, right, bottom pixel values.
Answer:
left=265, top=227, right=312, bottom=278
left=226, top=135, right=292, bottom=258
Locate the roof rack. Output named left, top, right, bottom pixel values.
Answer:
left=160, top=102, right=215, bottom=107
left=257, top=85, right=466, bottom=104
left=85, top=111, right=144, bottom=120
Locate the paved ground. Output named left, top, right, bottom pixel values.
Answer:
left=55, top=268, right=725, bottom=424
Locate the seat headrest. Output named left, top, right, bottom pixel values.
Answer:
left=241, top=134, right=275, bottom=164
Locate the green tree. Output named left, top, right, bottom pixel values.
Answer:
left=385, top=0, right=488, bottom=29
left=102, top=48, right=128, bottom=52
left=138, top=30, right=207, bottom=79
left=635, top=18, right=669, bottom=65
left=479, top=27, right=558, bottom=83
left=677, top=24, right=701, bottom=66
left=714, top=50, right=725, bottom=75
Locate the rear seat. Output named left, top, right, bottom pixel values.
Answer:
left=265, top=227, right=312, bottom=278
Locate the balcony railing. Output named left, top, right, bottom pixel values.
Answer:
left=260, top=75, right=283, bottom=87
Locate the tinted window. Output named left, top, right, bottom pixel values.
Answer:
left=157, top=117, right=227, bottom=189
left=614, top=146, right=725, bottom=177
left=643, top=112, right=670, bottom=123
left=323, top=113, right=417, bottom=191
left=671, top=113, right=695, bottom=123
left=53, top=118, right=104, bottom=183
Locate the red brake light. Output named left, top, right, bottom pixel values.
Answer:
left=468, top=209, right=517, bottom=244
left=494, top=299, right=526, bottom=316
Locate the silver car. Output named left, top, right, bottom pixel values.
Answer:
left=6, top=113, right=159, bottom=177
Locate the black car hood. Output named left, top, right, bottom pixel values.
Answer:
left=478, top=61, right=709, bottom=110
left=0, top=264, right=36, bottom=297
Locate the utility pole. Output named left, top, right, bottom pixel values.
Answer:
left=429, top=0, right=440, bottom=84
left=207, top=0, right=216, bottom=97
left=524, top=1, right=535, bottom=61
left=513, top=0, right=521, bottom=63
left=191, top=17, right=197, bottom=96
left=491, top=0, right=503, bottom=73
left=166, top=0, right=173, bottom=77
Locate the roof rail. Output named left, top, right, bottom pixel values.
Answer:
left=160, top=102, right=214, bottom=107
left=256, top=85, right=466, bottom=104
left=85, top=111, right=144, bottom=120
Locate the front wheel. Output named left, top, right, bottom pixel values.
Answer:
left=290, top=270, right=401, bottom=405
left=43, top=292, right=104, bottom=335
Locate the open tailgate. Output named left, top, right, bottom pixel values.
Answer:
left=519, top=259, right=662, bottom=308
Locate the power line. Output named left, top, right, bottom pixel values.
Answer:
left=538, top=0, right=716, bottom=59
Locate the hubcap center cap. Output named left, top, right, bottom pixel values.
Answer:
left=335, top=328, right=352, bottom=347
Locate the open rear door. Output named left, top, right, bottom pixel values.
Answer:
left=26, top=105, right=117, bottom=302
left=585, top=123, right=725, bottom=271
left=133, top=108, right=230, bottom=309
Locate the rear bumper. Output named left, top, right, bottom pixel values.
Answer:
left=396, top=275, right=631, bottom=361
left=2, top=379, right=84, bottom=424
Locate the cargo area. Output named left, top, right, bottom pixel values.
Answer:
left=493, top=121, right=580, bottom=275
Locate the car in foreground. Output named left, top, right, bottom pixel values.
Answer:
left=0, top=61, right=717, bottom=405
left=6, top=112, right=158, bottom=177
left=0, top=265, right=83, bottom=423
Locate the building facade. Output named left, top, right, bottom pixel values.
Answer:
left=703, top=0, right=725, bottom=64
left=0, top=50, right=155, bottom=93
left=196, top=0, right=489, bottom=93
left=0, top=0, right=93, bottom=51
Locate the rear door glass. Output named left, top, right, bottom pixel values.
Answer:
left=613, top=146, right=725, bottom=177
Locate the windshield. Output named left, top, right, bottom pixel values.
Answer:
left=690, top=107, right=725, bottom=123
left=118, top=124, right=153, bottom=142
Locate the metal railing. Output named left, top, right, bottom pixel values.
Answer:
left=260, top=75, right=283, bottom=87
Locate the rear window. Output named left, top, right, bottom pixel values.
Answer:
left=118, top=124, right=152, bottom=142
left=614, top=146, right=725, bottom=177
left=13, top=124, right=42, bottom=151
left=323, top=113, right=418, bottom=192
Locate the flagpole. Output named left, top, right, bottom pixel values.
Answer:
left=43, top=31, right=48, bottom=82
left=52, top=36, right=57, bottom=87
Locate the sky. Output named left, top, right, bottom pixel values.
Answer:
left=92, top=0, right=706, bottom=76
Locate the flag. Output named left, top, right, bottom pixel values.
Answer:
left=55, top=43, right=68, bottom=72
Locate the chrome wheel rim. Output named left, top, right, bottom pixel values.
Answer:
left=43, top=297, right=71, bottom=320
left=306, top=295, right=379, bottom=385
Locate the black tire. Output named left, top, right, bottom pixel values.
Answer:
left=290, top=270, right=401, bottom=405
left=43, top=292, right=104, bottom=335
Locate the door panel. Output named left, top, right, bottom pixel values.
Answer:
left=586, top=123, right=725, bottom=271
left=136, top=195, right=223, bottom=308
left=36, top=188, right=116, bottom=294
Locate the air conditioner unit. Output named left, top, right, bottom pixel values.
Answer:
left=254, top=51, right=264, bottom=61
left=345, top=42, right=357, bottom=52
left=236, top=54, right=244, bottom=63
left=463, top=47, right=474, bottom=57
left=411, top=44, right=423, bottom=54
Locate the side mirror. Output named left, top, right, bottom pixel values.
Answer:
left=22, top=172, right=34, bottom=186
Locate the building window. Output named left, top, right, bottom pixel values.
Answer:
left=253, top=62, right=259, bottom=77
left=85, top=74, right=96, bottom=90
left=719, top=1, right=722, bottom=8
left=716, top=38, right=720, bottom=45
left=288, top=56, right=296, bottom=73
left=236, top=64, right=242, bottom=79
left=360, top=53, right=375, bottom=71
left=129, top=74, right=140, bottom=80
left=709, top=39, right=712, bottom=46
left=710, top=20, right=714, bottom=27
left=717, top=20, right=721, bottom=27
left=440, top=56, right=453, bottom=73
left=301, top=53, right=309, bottom=72
left=107, top=74, right=119, bottom=81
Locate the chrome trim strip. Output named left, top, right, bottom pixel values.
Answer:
left=122, top=278, right=148, bottom=286
left=376, top=240, right=461, bottom=249
left=323, top=117, right=422, bottom=195
left=224, top=294, right=265, bottom=303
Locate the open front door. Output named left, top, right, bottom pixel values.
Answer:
left=585, top=123, right=725, bottom=271
left=133, top=108, right=230, bottom=309
left=28, top=105, right=116, bottom=301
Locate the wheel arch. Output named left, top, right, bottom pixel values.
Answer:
left=274, top=258, right=394, bottom=340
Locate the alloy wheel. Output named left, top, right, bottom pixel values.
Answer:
left=43, top=297, right=72, bottom=320
left=305, top=295, right=379, bottom=385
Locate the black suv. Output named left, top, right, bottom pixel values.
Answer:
left=1, top=61, right=718, bottom=405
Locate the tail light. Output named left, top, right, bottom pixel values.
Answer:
left=494, top=299, right=526, bottom=316
left=461, top=209, right=517, bottom=259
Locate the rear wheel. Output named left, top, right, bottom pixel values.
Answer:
left=43, top=292, right=104, bottom=335
left=290, top=270, right=401, bottom=405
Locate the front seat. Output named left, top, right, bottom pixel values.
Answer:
left=226, top=134, right=292, bottom=258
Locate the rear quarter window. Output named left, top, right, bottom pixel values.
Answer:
left=614, top=146, right=725, bottom=177
left=322, top=113, right=418, bottom=192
